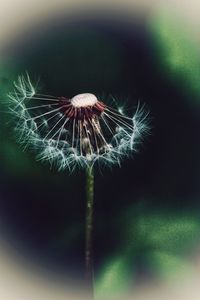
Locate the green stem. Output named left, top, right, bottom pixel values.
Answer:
left=85, top=166, right=94, bottom=297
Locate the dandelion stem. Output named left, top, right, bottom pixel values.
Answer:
left=85, top=166, right=94, bottom=298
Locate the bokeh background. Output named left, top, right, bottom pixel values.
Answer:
left=0, top=1, right=200, bottom=299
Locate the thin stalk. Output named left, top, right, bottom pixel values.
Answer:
left=85, top=166, right=94, bottom=298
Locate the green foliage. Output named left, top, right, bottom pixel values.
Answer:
left=149, top=10, right=200, bottom=101
left=96, top=207, right=200, bottom=299
left=95, top=255, right=133, bottom=300
left=147, top=251, right=192, bottom=280
left=136, top=214, right=199, bottom=254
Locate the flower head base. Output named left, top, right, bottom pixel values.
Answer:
left=8, top=74, right=149, bottom=171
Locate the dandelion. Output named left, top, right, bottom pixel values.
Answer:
left=8, top=73, right=149, bottom=298
left=8, top=74, right=149, bottom=171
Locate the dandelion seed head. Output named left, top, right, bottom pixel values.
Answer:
left=71, top=93, right=98, bottom=108
left=8, top=74, right=150, bottom=171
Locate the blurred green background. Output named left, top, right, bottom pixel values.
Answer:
left=0, top=10, right=200, bottom=299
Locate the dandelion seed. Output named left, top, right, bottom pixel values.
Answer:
left=8, top=74, right=149, bottom=170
